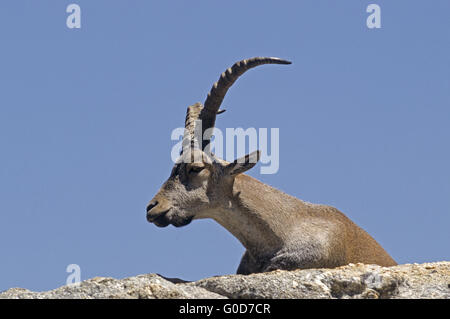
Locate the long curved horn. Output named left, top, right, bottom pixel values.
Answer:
left=182, top=103, right=225, bottom=154
left=182, top=102, right=202, bottom=151
left=200, top=57, right=291, bottom=150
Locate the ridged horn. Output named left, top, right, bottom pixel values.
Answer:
left=200, top=57, right=291, bottom=150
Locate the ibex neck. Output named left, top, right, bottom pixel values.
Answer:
left=211, top=174, right=304, bottom=259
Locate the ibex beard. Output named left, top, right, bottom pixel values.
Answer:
left=146, top=57, right=397, bottom=275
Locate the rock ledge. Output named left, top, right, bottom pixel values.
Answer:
left=1, top=262, right=449, bottom=299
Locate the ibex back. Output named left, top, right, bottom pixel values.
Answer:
left=146, top=57, right=396, bottom=274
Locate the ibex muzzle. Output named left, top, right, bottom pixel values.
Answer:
left=146, top=57, right=397, bottom=274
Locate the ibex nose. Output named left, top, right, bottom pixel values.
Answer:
left=146, top=201, right=159, bottom=220
left=147, top=200, right=159, bottom=213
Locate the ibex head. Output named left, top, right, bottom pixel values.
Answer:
left=146, top=57, right=291, bottom=228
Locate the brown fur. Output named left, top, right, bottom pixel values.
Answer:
left=147, top=151, right=396, bottom=274
left=146, top=57, right=396, bottom=274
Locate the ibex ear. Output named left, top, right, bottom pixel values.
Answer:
left=225, top=150, right=261, bottom=176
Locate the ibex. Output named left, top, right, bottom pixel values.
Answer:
left=146, top=57, right=396, bottom=274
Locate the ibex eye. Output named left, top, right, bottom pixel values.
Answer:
left=189, top=166, right=204, bottom=174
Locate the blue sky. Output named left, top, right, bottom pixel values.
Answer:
left=0, top=1, right=449, bottom=292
